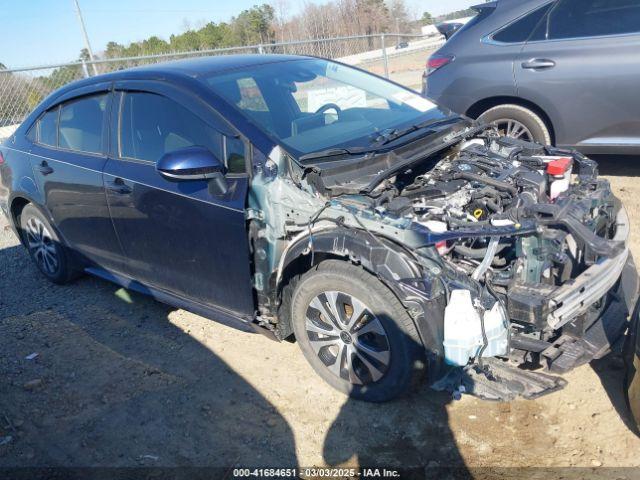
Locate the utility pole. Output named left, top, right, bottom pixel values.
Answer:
left=72, top=0, right=98, bottom=75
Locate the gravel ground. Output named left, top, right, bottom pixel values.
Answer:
left=1, top=156, right=639, bottom=474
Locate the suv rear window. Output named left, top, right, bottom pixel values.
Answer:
left=492, top=3, right=554, bottom=43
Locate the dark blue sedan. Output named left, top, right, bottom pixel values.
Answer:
left=1, top=55, right=637, bottom=406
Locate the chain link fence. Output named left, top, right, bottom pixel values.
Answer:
left=0, top=33, right=443, bottom=137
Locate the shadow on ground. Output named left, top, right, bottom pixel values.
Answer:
left=592, top=155, right=640, bottom=177
left=323, top=389, right=467, bottom=472
left=0, top=240, right=297, bottom=468
left=592, top=302, right=640, bottom=438
left=0, top=237, right=472, bottom=474
left=591, top=354, right=638, bottom=435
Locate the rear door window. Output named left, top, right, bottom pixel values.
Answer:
left=119, top=92, right=245, bottom=173
left=542, top=0, right=640, bottom=40
left=58, top=94, right=108, bottom=154
left=37, top=107, right=59, bottom=147
left=493, top=2, right=554, bottom=43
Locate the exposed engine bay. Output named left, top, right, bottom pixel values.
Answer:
left=249, top=128, right=637, bottom=398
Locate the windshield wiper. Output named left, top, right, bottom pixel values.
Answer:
left=298, top=118, right=462, bottom=162
left=370, top=118, right=459, bottom=148
left=299, top=147, right=370, bottom=162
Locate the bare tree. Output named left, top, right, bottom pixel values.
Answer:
left=388, top=0, right=411, bottom=33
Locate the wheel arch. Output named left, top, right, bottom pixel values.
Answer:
left=9, top=195, right=70, bottom=250
left=466, top=96, right=556, bottom=145
left=272, top=227, right=446, bottom=359
left=9, top=195, right=35, bottom=247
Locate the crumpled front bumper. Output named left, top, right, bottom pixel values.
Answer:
left=548, top=206, right=638, bottom=330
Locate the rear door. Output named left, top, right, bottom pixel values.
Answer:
left=515, top=0, right=640, bottom=151
left=28, top=85, right=125, bottom=272
left=103, top=80, right=254, bottom=317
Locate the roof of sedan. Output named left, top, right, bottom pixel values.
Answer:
left=132, top=54, right=312, bottom=76
left=48, top=54, right=314, bottom=100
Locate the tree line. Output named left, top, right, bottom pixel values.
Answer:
left=97, top=0, right=422, bottom=59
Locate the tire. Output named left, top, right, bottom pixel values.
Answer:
left=478, top=104, right=552, bottom=145
left=19, top=204, right=80, bottom=284
left=289, top=260, right=425, bottom=402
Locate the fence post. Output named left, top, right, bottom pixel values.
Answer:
left=81, top=59, right=90, bottom=78
left=381, top=34, right=389, bottom=78
left=258, top=44, right=264, bottom=54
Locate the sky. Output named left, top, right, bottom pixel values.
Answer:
left=1, top=0, right=479, bottom=69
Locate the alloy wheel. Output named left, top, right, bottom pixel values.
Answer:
left=493, top=119, right=534, bottom=142
left=25, top=216, right=59, bottom=275
left=305, top=291, right=391, bottom=385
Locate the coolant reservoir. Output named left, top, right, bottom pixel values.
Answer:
left=443, top=290, right=509, bottom=366
left=481, top=301, right=509, bottom=358
left=534, top=156, right=573, bottom=200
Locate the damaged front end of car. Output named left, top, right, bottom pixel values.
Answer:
left=247, top=127, right=639, bottom=401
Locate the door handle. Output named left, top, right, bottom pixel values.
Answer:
left=38, top=161, right=54, bottom=175
left=106, top=177, right=132, bottom=195
left=521, top=58, right=556, bottom=70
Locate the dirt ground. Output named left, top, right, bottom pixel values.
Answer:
left=1, top=155, right=640, bottom=474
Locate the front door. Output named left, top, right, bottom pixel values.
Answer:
left=515, top=0, right=640, bottom=150
left=28, top=87, right=124, bottom=272
left=103, top=84, right=254, bottom=317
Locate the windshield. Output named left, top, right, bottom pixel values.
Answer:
left=202, top=58, right=446, bottom=159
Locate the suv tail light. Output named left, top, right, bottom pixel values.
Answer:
left=426, top=54, right=454, bottom=76
left=0, top=152, right=4, bottom=165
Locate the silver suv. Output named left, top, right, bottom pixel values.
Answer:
left=423, top=0, right=640, bottom=154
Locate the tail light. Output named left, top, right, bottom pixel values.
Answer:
left=0, top=152, right=4, bottom=165
left=426, top=54, right=455, bottom=76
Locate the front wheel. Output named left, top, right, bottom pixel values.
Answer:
left=478, top=104, right=552, bottom=145
left=290, top=260, right=426, bottom=402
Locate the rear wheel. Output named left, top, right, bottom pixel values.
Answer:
left=290, top=260, right=425, bottom=402
left=478, top=104, right=552, bottom=145
left=19, top=204, right=79, bottom=284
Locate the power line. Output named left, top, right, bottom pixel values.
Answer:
left=82, top=9, right=220, bottom=13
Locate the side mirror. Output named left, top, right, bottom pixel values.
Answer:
left=157, top=146, right=228, bottom=195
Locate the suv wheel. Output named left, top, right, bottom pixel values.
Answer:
left=478, top=104, right=552, bottom=145
left=19, top=204, right=80, bottom=284
left=289, top=260, right=425, bottom=402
